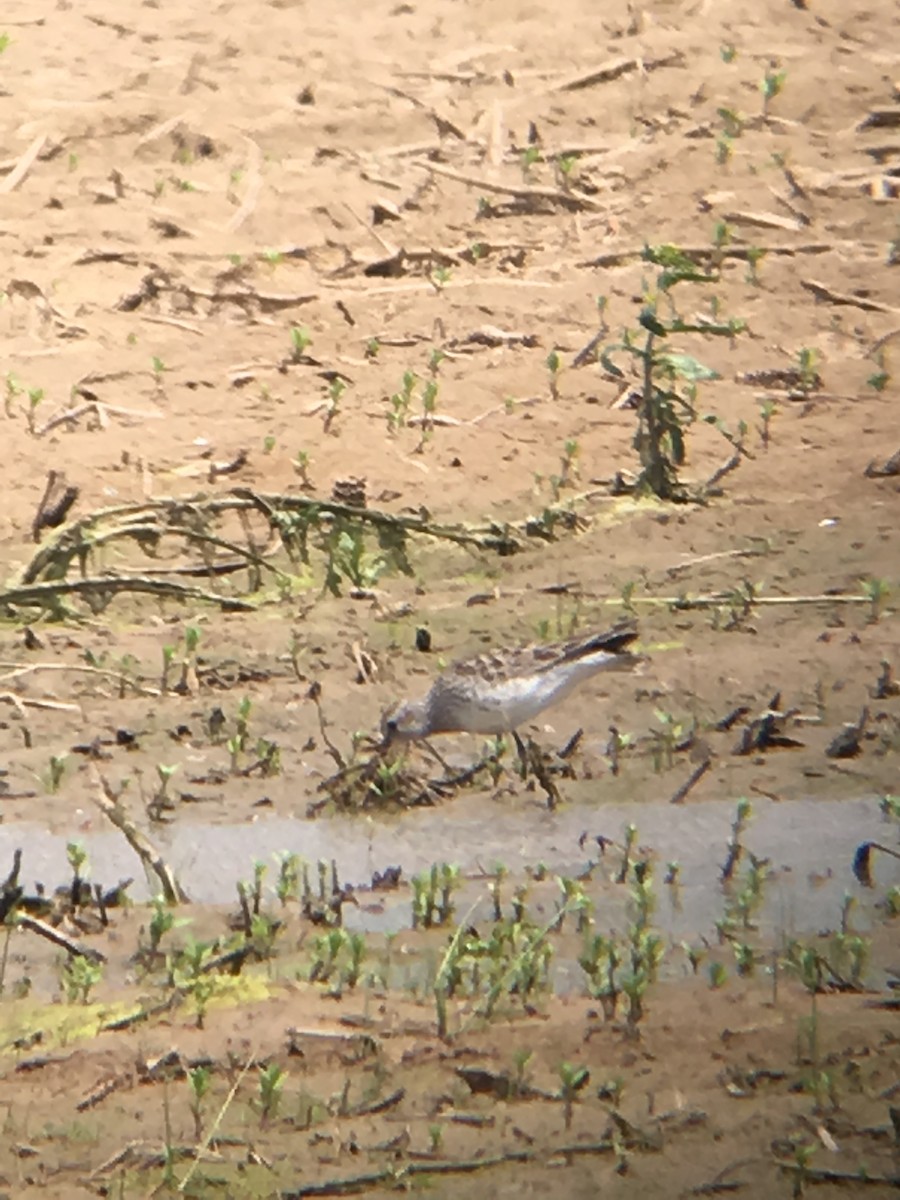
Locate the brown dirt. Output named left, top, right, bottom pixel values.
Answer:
left=1, top=0, right=899, bottom=1195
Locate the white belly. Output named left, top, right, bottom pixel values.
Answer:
left=460, top=671, right=586, bottom=733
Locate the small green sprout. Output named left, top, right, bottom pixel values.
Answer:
left=546, top=349, right=561, bottom=400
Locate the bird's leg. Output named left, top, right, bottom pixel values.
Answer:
left=421, top=738, right=452, bottom=773
left=512, top=731, right=529, bottom=779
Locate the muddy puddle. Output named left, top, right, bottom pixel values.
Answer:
left=4, top=795, right=896, bottom=945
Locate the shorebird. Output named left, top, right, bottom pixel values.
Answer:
left=381, top=621, right=642, bottom=748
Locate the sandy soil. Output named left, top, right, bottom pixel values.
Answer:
left=1, top=0, right=899, bottom=1194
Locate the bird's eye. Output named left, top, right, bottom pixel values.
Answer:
left=385, top=718, right=398, bottom=734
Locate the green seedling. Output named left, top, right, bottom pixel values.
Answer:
left=25, top=387, right=44, bottom=434
left=600, top=244, right=745, bottom=499
left=365, top=336, right=380, bottom=359
left=734, top=942, right=755, bottom=977
left=490, top=864, right=508, bottom=921
left=290, top=326, right=312, bottom=362
left=555, top=153, right=578, bottom=189
left=758, top=397, right=777, bottom=448
left=60, top=955, right=103, bottom=1004
left=797, top=346, right=820, bottom=392
left=682, top=941, right=707, bottom=975
left=67, top=840, right=87, bottom=879
left=263, top=434, right=276, bottom=454
left=293, top=449, right=313, bottom=488
left=160, top=644, right=176, bottom=693
left=546, top=349, right=561, bottom=400
left=720, top=43, right=737, bottom=63
left=276, top=853, right=301, bottom=907
left=4, top=372, right=23, bottom=417
left=520, top=145, right=541, bottom=179
left=151, top=357, right=166, bottom=386
left=718, top=106, right=743, bottom=138
left=745, top=245, right=767, bottom=285
left=715, top=135, right=733, bottom=166
left=866, top=353, right=890, bottom=392
left=415, top=378, right=439, bottom=452
left=430, top=265, right=452, bottom=292
left=579, top=932, right=621, bottom=1019
left=649, top=709, right=688, bottom=772
left=860, top=576, right=890, bottom=624
left=559, top=438, right=579, bottom=487
left=324, top=377, right=346, bottom=433
left=227, top=735, right=242, bottom=775
left=761, top=67, right=787, bottom=119
left=558, top=1061, right=589, bottom=1130
left=387, top=368, right=417, bottom=433
left=708, top=961, right=727, bottom=989
left=512, top=1048, right=533, bottom=1098
left=187, top=1065, right=211, bottom=1141
left=46, top=754, right=67, bottom=794
left=147, top=895, right=188, bottom=955
left=235, top=696, right=252, bottom=751
left=150, top=764, right=178, bottom=817
left=721, top=796, right=752, bottom=882
left=257, top=1063, right=286, bottom=1126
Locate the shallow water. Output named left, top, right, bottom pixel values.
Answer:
left=3, top=795, right=897, bottom=943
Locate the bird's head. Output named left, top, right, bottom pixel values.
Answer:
left=380, top=697, right=430, bottom=747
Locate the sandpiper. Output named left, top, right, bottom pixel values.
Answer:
left=381, top=621, right=642, bottom=746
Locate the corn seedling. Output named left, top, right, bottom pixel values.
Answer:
left=721, top=796, right=752, bottom=882
left=257, top=1063, right=287, bottom=1126
left=151, top=357, right=166, bottom=388
left=797, top=346, right=820, bottom=392
left=146, top=894, right=189, bottom=957
left=160, top=644, right=176, bottom=693
left=745, top=245, right=767, bottom=285
left=490, top=864, right=507, bottom=920
left=4, top=372, right=23, bottom=417
left=546, top=349, right=561, bottom=400
left=293, top=449, right=313, bottom=487
left=558, top=1061, right=589, bottom=1130
left=46, top=754, right=67, bottom=794
left=733, top=942, right=756, bottom=977
left=290, top=326, right=312, bottom=362
left=708, top=961, right=727, bottom=989
left=579, top=932, right=621, bottom=1019
left=323, top=377, right=346, bottom=433
left=649, top=708, right=688, bottom=772
left=263, top=434, right=276, bottom=454
left=60, top=954, right=103, bottom=1004
left=866, top=352, right=890, bottom=392
left=520, top=145, right=541, bottom=180
left=760, top=67, right=787, bottom=119
left=860, top=576, right=890, bottom=624
left=682, top=941, right=706, bottom=975
left=758, top=397, right=777, bottom=448
left=187, top=1065, right=211, bottom=1141
left=715, top=135, right=733, bottom=166
left=149, top=764, right=178, bottom=819
left=512, top=1048, right=534, bottom=1097
left=275, top=852, right=301, bottom=907
left=720, top=43, right=737, bottom=63
left=415, top=379, right=439, bottom=452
